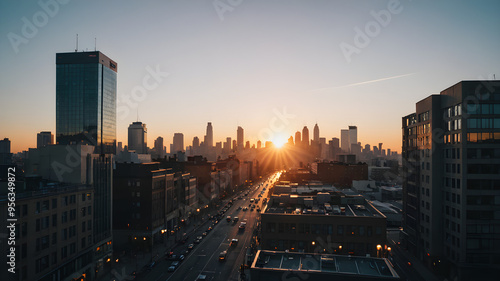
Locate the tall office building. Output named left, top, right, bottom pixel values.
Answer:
left=206, top=122, right=213, bottom=148
left=340, top=129, right=349, bottom=152
left=237, top=126, right=244, bottom=150
left=224, top=137, right=232, bottom=154
left=173, top=133, right=184, bottom=153
left=0, top=138, right=12, bottom=165
left=56, top=51, right=117, bottom=154
left=302, top=126, right=309, bottom=147
left=128, top=121, right=147, bottom=154
left=294, top=131, right=301, bottom=146
left=37, top=131, right=54, bottom=148
left=313, top=123, right=320, bottom=143
left=402, top=81, right=500, bottom=281
left=349, top=126, right=358, bottom=152
left=154, top=136, right=164, bottom=158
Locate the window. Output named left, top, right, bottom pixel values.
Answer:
left=62, top=211, right=68, bottom=223
left=337, top=225, right=344, bottom=235
left=35, top=255, right=49, bottom=273
left=70, top=209, right=76, bottom=220
left=51, top=252, right=57, bottom=265
left=52, top=214, right=57, bottom=227
left=82, top=221, right=86, bottom=233
left=52, top=198, right=57, bottom=209
left=69, top=242, right=76, bottom=254
left=61, top=246, right=67, bottom=259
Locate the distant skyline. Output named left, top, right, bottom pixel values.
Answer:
left=1, top=0, right=499, bottom=153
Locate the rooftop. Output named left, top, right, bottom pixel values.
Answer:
left=252, top=250, right=399, bottom=279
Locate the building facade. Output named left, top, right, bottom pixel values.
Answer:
left=128, top=122, right=147, bottom=154
left=56, top=51, right=117, bottom=154
left=402, top=81, right=500, bottom=281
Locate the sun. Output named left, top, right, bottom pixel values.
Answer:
left=271, top=135, right=287, bottom=148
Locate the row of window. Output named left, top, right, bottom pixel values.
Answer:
left=467, top=118, right=500, bottom=129
left=444, top=177, right=461, bottom=189
left=446, top=119, right=462, bottom=131
left=34, top=194, right=89, bottom=215
left=265, top=222, right=383, bottom=236
left=466, top=103, right=500, bottom=115
left=468, top=148, right=500, bottom=159
left=467, top=179, right=500, bottom=190
left=445, top=104, right=462, bottom=118
left=467, top=132, right=500, bottom=143
left=467, top=164, right=500, bottom=174
left=444, top=148, right=461, bottom=159
left=443, top=133, right=461, bottom=144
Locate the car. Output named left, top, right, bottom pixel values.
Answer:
left=197, top=236, right=203, bottom=241
left=167, top=254, right=178, bottom=261
left=207, top=226, right=213, bottom=232
left=242, top=207, right=248, bottom=211
left=183, top=250, right=190, bottom=256
left=250, top=208, right=254, bottom=211
left=171, top=261, right=180, bottom=267
left=167, top=266, right=176, bottom=272
left=231, top=239, right=239, bottom=246
left=258, top=194, right=262, bottom=197
left=226, top=216, right=231, bottom=222
left=237, top=206, right=242, bottom=210
left=233, top=217, right=239, bottom=222
left=194, top=239, right=201, bottom=244
left=219, top=251, right=227, bottom=261
left=179, top=255, right=185, bottom=262
left=197, top=274, right=207, bottom=280
left=145, top=261, right=156, bottom=271
left=202, top=232, right=207, bottom=236
left=188, top=244, right=194, bottom=251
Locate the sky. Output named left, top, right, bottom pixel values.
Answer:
left=1, top=0, right=499, bottom=153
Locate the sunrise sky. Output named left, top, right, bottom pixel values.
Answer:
left=1, top=0, right=499, bottom=153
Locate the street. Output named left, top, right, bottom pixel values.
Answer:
left=135, top=172, right=280, bottom=281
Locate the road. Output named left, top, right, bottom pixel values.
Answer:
left=137, top=172, right=281, bottom=281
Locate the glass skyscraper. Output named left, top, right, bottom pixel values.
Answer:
left=56, top=51, right=117, bottom=154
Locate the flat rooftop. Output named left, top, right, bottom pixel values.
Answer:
left=264, top=202, right=383, bottom=217
left=252, top=250, right=399, bottom=279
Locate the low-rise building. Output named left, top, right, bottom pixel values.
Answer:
left=261, top=192, right=387, bottom=257
left=250, top=250, right=400, bottom=281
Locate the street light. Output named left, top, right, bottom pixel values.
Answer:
left=376, top=244, right=382, bottom=258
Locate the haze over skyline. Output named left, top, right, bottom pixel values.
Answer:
left=1, top=0, right=499, bottom=153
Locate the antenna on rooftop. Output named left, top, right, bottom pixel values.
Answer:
left=75, top=34, right=78, bottom=52
left=94, top=38, right=96, bottom=51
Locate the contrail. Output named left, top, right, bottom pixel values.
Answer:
left=311, top=73, right=416, bottom=92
